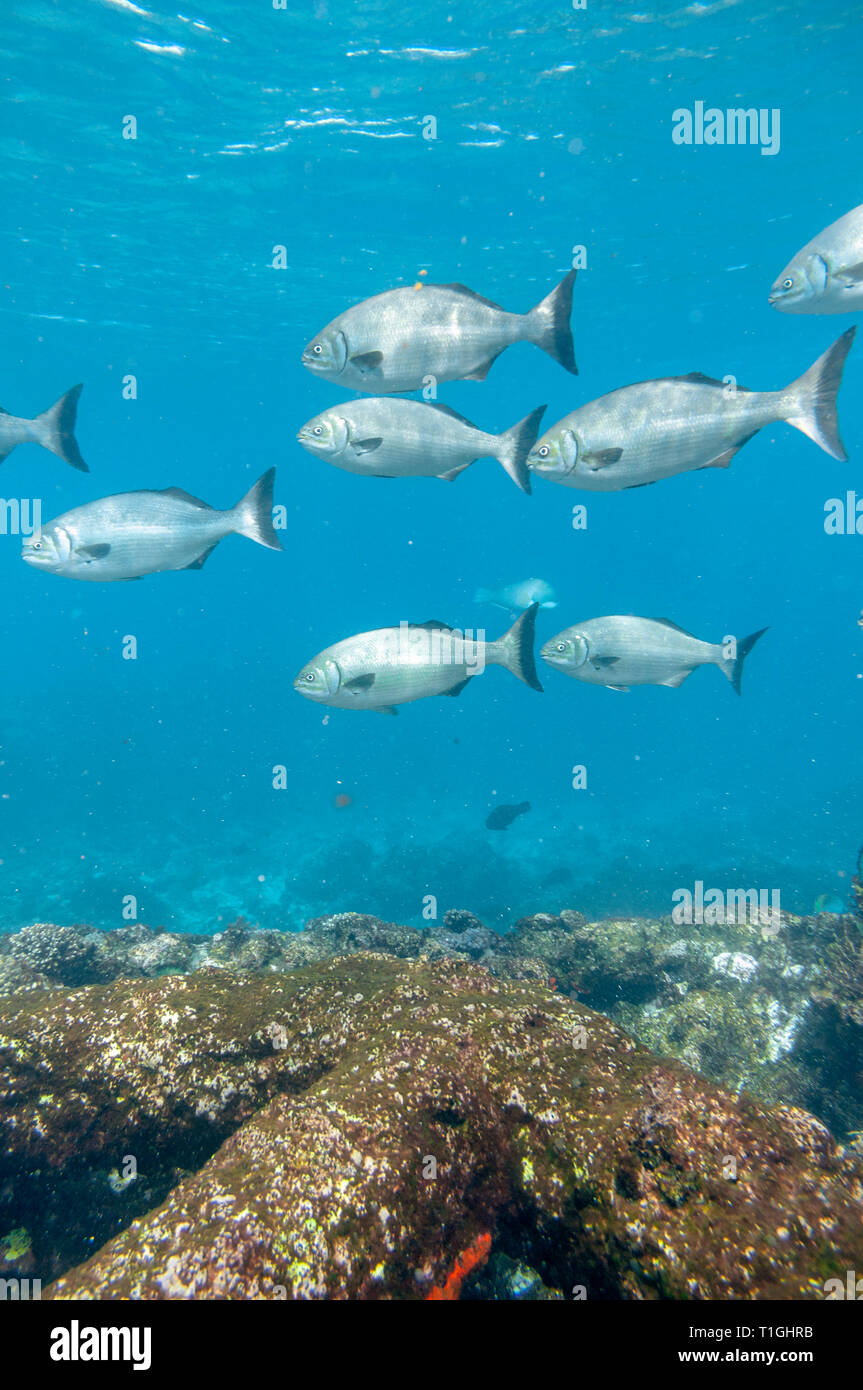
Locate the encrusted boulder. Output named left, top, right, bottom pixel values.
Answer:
left=0, top=953, right=853, bottom=1301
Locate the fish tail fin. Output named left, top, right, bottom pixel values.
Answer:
left=719, top=627, right=768, bottom=695
left=494, top=405, right=546, bottom=493
left=783, top=327, right=855, bottom=460
left=490, top=602, right=543, bottom=691
left=525, top=270, right=577, bottom=375
left=32, top=384, right=88, bottom=471
left=231, top=467, right=283, bottom=550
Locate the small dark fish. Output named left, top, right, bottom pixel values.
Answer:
left=485, top=801, right=530, bottom=831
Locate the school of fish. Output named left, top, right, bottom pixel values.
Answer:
left=10, top=202, right=862, bottom=713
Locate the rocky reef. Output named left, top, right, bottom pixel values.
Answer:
left=2, top=900, right=861, bottom=1140
left=0, top=903, right=861, bottom=1299
left=0, top=953, right=859, bottom=1299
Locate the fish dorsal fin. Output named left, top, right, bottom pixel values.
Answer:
left=440, top=283, right=505, bottom=312
left=0, top=406, right=9, bottom=415
left=412, top=619, right=452, bottom=631
left=424, top=401, right=475, bottom=426
left=159, top=487, right=214, bottom=509
left=649, top=617, right=696, bottom=637
left=674, top=371, right=752, bottom=392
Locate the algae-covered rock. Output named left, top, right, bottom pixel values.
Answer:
left=7, top=922, right=107, bottom=986
left=5, top=953, right=854, bottom=1301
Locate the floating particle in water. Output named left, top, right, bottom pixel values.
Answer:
left=335, top=793, right=352, bottom=809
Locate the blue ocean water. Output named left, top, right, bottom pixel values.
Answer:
left=0, top=0, right=860, bottom=934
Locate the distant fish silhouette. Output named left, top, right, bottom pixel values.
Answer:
left=485, top=801, right=530, bottom=831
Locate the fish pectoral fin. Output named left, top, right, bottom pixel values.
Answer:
left=582, top=447, right=623, bottom=469
left=463, top=350, right=504, bottom=382
left=699, top=431, right=759, bottom=470
left=344, top=673, right=376, bottom=691
left=441, top=676, right=472, bottom=697
left=76, top=543, right=111, bottom=559
left=591, top=656, right=619, bottom=668
left=352, top=437, right=384, bottom=454
left=159, top=487, right=214, bottom=508
left=836, top=261, right=863, bottom=285
left=349, top=351, right=384, bottom=372
left=606, top=684, right=630, bottom=692
left=659, top=670, right=693, bottom=688
left=438, top=462, right=473, bottom=481
left=183, top=543, right=219, bottom=570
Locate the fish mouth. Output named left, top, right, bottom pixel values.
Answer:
left=21, top=547, right=51, bottom=569
left=296, top=428, right=327, bottom=452
left=301, top=351, right=333, bottom=373
left=294, top=675, right=323, bottom=697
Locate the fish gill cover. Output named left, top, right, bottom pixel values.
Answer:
left=0, top=0, right=861, bottom=1318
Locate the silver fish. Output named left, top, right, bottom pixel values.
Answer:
left=541, top=616, right=767, bottom=694
left=297, top=399, right=545, bottom=494
left=0, top=384, right=87, bottom=471
left=21, top=468, right=282, bottom=582
left=770, top=203, right=863, bottom=314
left=301, top=272, right=577, bottom=394
left=294, top=605, right=543, bottom=715
left=527, top=330, right=854, bottom=492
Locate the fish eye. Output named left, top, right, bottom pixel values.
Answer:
left=31, top=541, right=41, bottom=550
left=313, top=344, right=323, bottom=355
left=304, top=672, right=316, bottom=681
left=313, top=426, right=323, bottom=435
left=556, top=642, right=567, bottom=653
left=537, top=445, right=549, bottom=458
left=782, top=278, right=794, bottom=289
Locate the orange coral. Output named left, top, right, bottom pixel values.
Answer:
left=426, top=1232, right=492, bottom=1301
